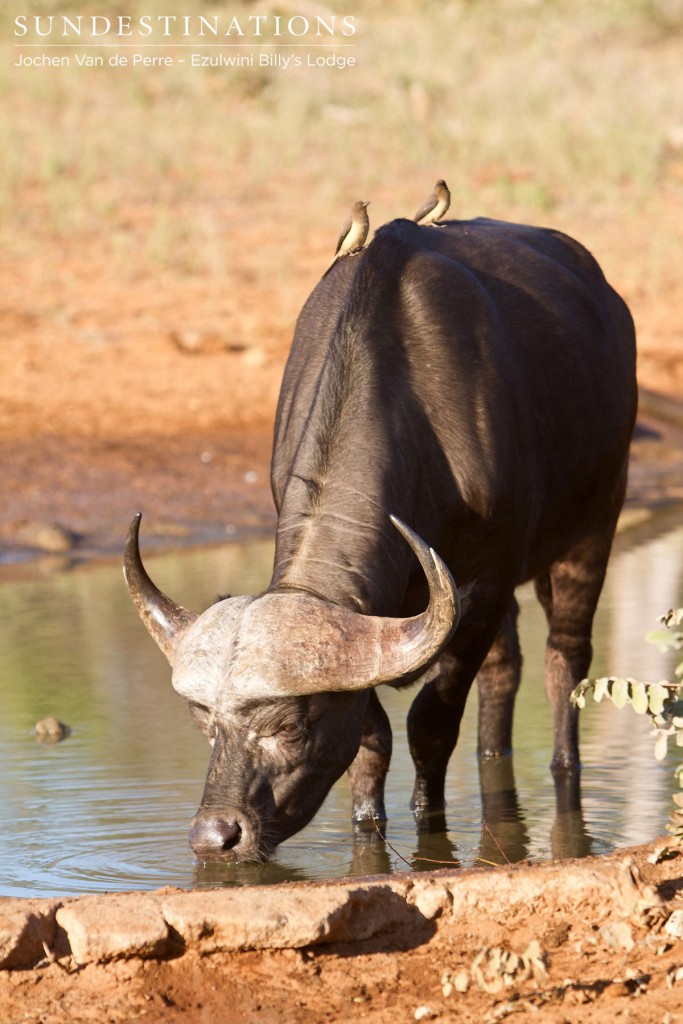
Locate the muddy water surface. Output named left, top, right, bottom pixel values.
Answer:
left=1, top=509, right=682, bottom=897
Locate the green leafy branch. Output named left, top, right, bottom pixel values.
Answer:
left=571, top=608, right=683, bottom=840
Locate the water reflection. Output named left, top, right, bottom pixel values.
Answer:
left=478, top=757, right=531, bottom=866
left=0, top=511, right=681, bottom=896
left=550, top=772, right=592, bottom=862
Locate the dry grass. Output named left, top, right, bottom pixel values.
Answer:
left=1, top=0, right=683, bottom=371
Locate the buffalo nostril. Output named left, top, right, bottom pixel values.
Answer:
left=189, top=816, right=242, bottom=854
left=215, top=819, right=241, bottom=850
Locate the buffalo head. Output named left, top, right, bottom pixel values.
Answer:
left=124, top=514, right=460, bottom=862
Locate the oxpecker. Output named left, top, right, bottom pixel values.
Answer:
left=326, top=200, right=370, bottom=273
left=412, top=179, right=451, bottom=226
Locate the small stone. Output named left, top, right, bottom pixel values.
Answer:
left=411, top=883, right=450, bottom=920
left=604, top=981, right=631, bottom=999
left=543, top=922, right=570, bottom=948
left=664, top=909, right=683, bottom=939
left=601, top=921, right=635, bottom=952
left=646, top=933, right=671, bottom=955
left=666, top=965, right=683, bottom=988
left=172, top=329, right=203, bottom=354
left=172, top=329, right=237, bottom=355
left=15, top=521, right=78, bottom=553
left=453, top=970, right=469, bottom=993
left=34, top=716, right=71, bottom=742
left=241, top=346, right=266, bottom=367
left=647, top=844, right=677, bottom=865
left=414, top=1007, right=436, bottom=1022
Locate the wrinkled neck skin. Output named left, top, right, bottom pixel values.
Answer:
left=271, top=285, right=422, bottom=617
left=272, top=468, right=411, bottom=616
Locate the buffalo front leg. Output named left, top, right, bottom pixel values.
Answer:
left=477, top=597, right=522, bottom=759
left=535, top=524, right=617, bottom=773
left=347, top=689, right=392, bottom=825
left=407, top=599, right=512, bottom=814
left=407, top=647, right=484, bottom=814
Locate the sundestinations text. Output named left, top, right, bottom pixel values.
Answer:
left=14, top=14, right=356, bottom=39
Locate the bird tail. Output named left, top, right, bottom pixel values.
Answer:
left=321, top=252, right=342, bottom=279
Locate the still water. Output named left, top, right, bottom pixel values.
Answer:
left=1, top=509, right=682, bottom=897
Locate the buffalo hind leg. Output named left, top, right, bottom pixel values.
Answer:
left=535, top=525, right=617, bottom=772
left=477, top=597, right=522, bottom=759
left=347, top=689, right=393, bottom=825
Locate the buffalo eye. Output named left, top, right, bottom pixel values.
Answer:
left=276, top=721, right=305, bottom=741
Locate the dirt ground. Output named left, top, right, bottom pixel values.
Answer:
left=2, top=838, right=683, bottom=1024
left=1, top=209, right=682, bottom=1022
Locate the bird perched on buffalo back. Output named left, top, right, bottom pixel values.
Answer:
left=325, top=200, right=370, bottom=274
left=412, top=179, right=450, bottom=226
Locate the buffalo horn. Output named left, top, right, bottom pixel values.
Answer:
left=356, top=515, right=461, bottom=685
left=236, top=516, right=461, bottom=695
left=123, top=514, right=198, bottom=664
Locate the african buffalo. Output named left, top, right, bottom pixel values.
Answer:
left=125, top=216, right=637, bottom=862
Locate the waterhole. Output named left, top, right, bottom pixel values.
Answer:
left=1, top=508, right=682, bottom=897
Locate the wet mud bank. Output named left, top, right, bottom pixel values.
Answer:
left=1, top=839, right=682, bottom=1024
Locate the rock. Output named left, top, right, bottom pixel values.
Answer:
left=15, top=521, right=79, bottom=553
left=453, top=970, right=470, bottom=993
left=159, top=881, right=420, bottom=953
left=604, top=980, right=632, bottom=998
left=664, top=908, right=683, bottom=938
left=56, top=894, right=169, bottom=965
left=601, top=920, right=635, bottom=952
left=409, top=881, right=451, bottom=920
left=0, top=901, right=59, bottom=969
left=543, top=921, right=571, bottom=947
left=414, top=1007, right=437, bottom=1021
left=34, top=716, right=71, bottom=742
left=171, top=329, right=248, bottom=355
left=440, top=968, right=469, bottom=996
left=667, top=965, right=683, bottom=988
